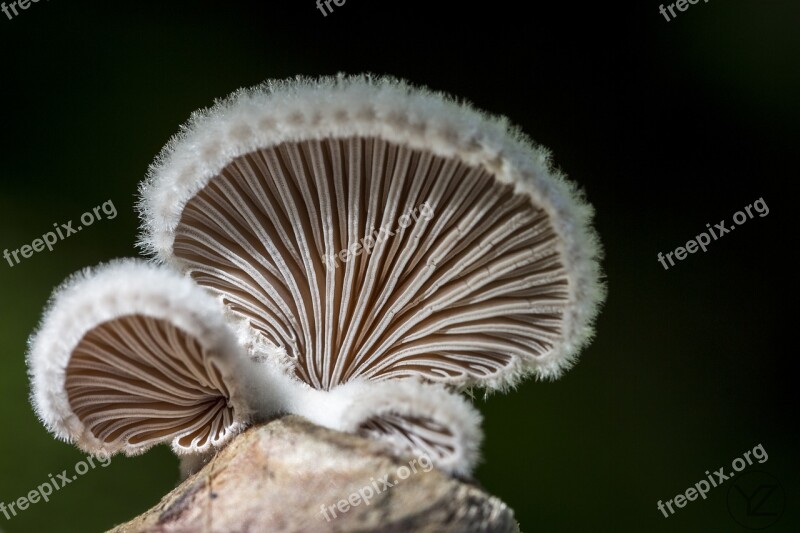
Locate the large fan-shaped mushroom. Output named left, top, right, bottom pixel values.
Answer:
left=141, top=76, right=604, bottom=389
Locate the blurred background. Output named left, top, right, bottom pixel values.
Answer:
left=0, top=1, right=797, bottom=531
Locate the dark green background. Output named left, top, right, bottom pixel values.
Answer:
left=1, top=1, right=797, bottom=531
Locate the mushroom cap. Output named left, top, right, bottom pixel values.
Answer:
left=139, top=75, right=605, bottom=391
left=27, top=260, right=268, bottom=456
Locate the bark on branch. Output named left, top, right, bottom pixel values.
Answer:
left=109, top=415, right=519, bottom=532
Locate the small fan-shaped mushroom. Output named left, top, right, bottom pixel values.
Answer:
left=139, top=75, right=604, bottom=392
left=27, top=260, right=281, bottom=455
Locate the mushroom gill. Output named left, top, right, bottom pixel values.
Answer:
left=358, top=414, right=457, bottom=465
left=173, top=137, right=567, bottom=391
left=65, top=314, right=236, bottom=452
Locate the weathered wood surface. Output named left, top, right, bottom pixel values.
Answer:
left=109, top=415, right=519, bottom=533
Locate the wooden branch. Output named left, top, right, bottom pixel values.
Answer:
left=109, top=416, right=519, bottom=532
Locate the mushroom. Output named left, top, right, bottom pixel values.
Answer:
left=25, top=260, right=311, bottom=455
left=133, top=75, right=605, bottom=472
left=27, top=74, right=603, bottom=479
